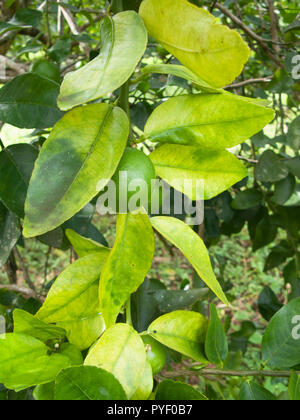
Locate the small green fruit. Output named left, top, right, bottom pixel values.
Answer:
left=142, top=335, right=167, bottom=375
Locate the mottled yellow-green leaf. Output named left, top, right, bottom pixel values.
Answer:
left=139, top=0, right=250, bottom=88
left=99, top=214, right=155, bottom=327
left=85, top=323, right=146, bottom=398
left=150, top=144, right=247, bottom=200
left=131, top=360, right=153, bottom=400
left=0, top=333, right=71, bottom=391
left=151, top=217, right=228, bottom=304
left=66, top=229, right=109, bottom=258
left=13, top=309, right=66, bottom=343
left=144, top=93, right=275, bottom=149
left=140, top=64, right=222, bottom=93
left=36, top=253, right=109, bottom=350
left=58, top=11, right=147, bottom=110
left=24, top=104, right=129, bottom=238
left=148, top=311, right=209, bottom=363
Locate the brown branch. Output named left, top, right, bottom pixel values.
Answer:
left=162, top=368, right=299, bottom=379
left=225, top=77, right=272, bottom=89
left=13, top=247, right=37, bottom=295
left=0, top=284, right=37, bottom=298
left=265, top=0, right=280, bottom=54
left=3, top=253, right=17, bottom=284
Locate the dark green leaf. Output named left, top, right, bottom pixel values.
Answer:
left=258, top=287, right=283, bottom=321
left=205, top=304, right=228, bottom=367
left=231, top=189, right=263, bottom=210
left=239, top=381, right=276, bottom=400
left=272, top=174, right=296, bottom=205
left=0, top=144, right=38, bottom=218
left=0, top=202, right=20, bottom=268
left=0, top=74, right=63, bottom=129
left=55, top=366, right=127, bottom=400
left=262, top=298, right=300, bottom=368
left=153, top=288, right=209, bottom=312
left=287, top=116, right=300, bottom=150
left=256, top=151, right=289, bottom=183
left=156, top=380, right=207, bottom=401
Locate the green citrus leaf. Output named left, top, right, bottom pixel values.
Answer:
left=139, top=64, right=221, bottom=93
left=239, top=381, right=276, bottom=401
left=144, top=93, right=274, bottom=149
left=55, top=366, right=127, bottom=400
left=23, top=104, right=129, bottom=238
left=155, top=380, right=208, bottom=401
left=0, top=144, right=38, bottom=218
left=0, top=202, right=20, bottom=268
left=85, top=323, right=146, bottom=398
left=13, top=309, right=66, bottom=343
left=148, top=310, right=209, bottom=363
left=36, top=253, right=109, bottom=350
left=256, top=150, right=289, bottom=183
left=287, top=116, right=300, bottom=150
left=100, top=214, right=155, bottom=327
left=262, top=298, right=300, bottom=368
left=58, top=11, right=147, bottom=110
left=65, top=229, right=109, bottom=258
left=205, top=304, right=228, bottom=368
left=150, top=145, right=247, bottom=201
left=139, top=0, right=250, bottom=88
left=0, top=333, right=71, bottom=391
left=0, top=73, right=63, bottom=129
left=231, top=189, right=263, bottom=210
left=151, top=217, right=228, bottom=304
left=131, top=360, right=153, bottom=400
left=33, top=382, right=55, bottom=401
left=289, top=373, right=300, bottom=401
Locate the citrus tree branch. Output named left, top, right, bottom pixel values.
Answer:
left=162, top=368, right=299, bottom=379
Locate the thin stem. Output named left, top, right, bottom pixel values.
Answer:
left=126, top=298, right=133, bottom=326
left=14, top=247, right=37, bottom=295
left=45, top=0, right=52, bottom=46
left=119, top=81, right=130, bottom=117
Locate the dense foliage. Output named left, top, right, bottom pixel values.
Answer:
left=0, top=0, right=299, bottom=401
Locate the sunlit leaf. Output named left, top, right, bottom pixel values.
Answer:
left=58, top=11, right=147, bottom=110
left=139, top=0, right=250, bottom=88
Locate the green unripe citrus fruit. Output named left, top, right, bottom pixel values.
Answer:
left=31, top=60, right=61, bottom=84
left=111, top=147, right=157, bottom=213
left=142, top=336, right=167, bottom=375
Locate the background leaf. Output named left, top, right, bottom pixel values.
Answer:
left=239, top=381, right=276, bottom=400
left=0, top=202, right=20, bottom=268
left=205, top=304, right=228, bottom=367
left=55, top=366, right=127, bottom=400
left=262, top=298, right=300, bottom=368
left=0, top=74, right=63, bottom=129
left=0, top=144, right=38, bottom=218
left=155, top=380, right=208, bottom=401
